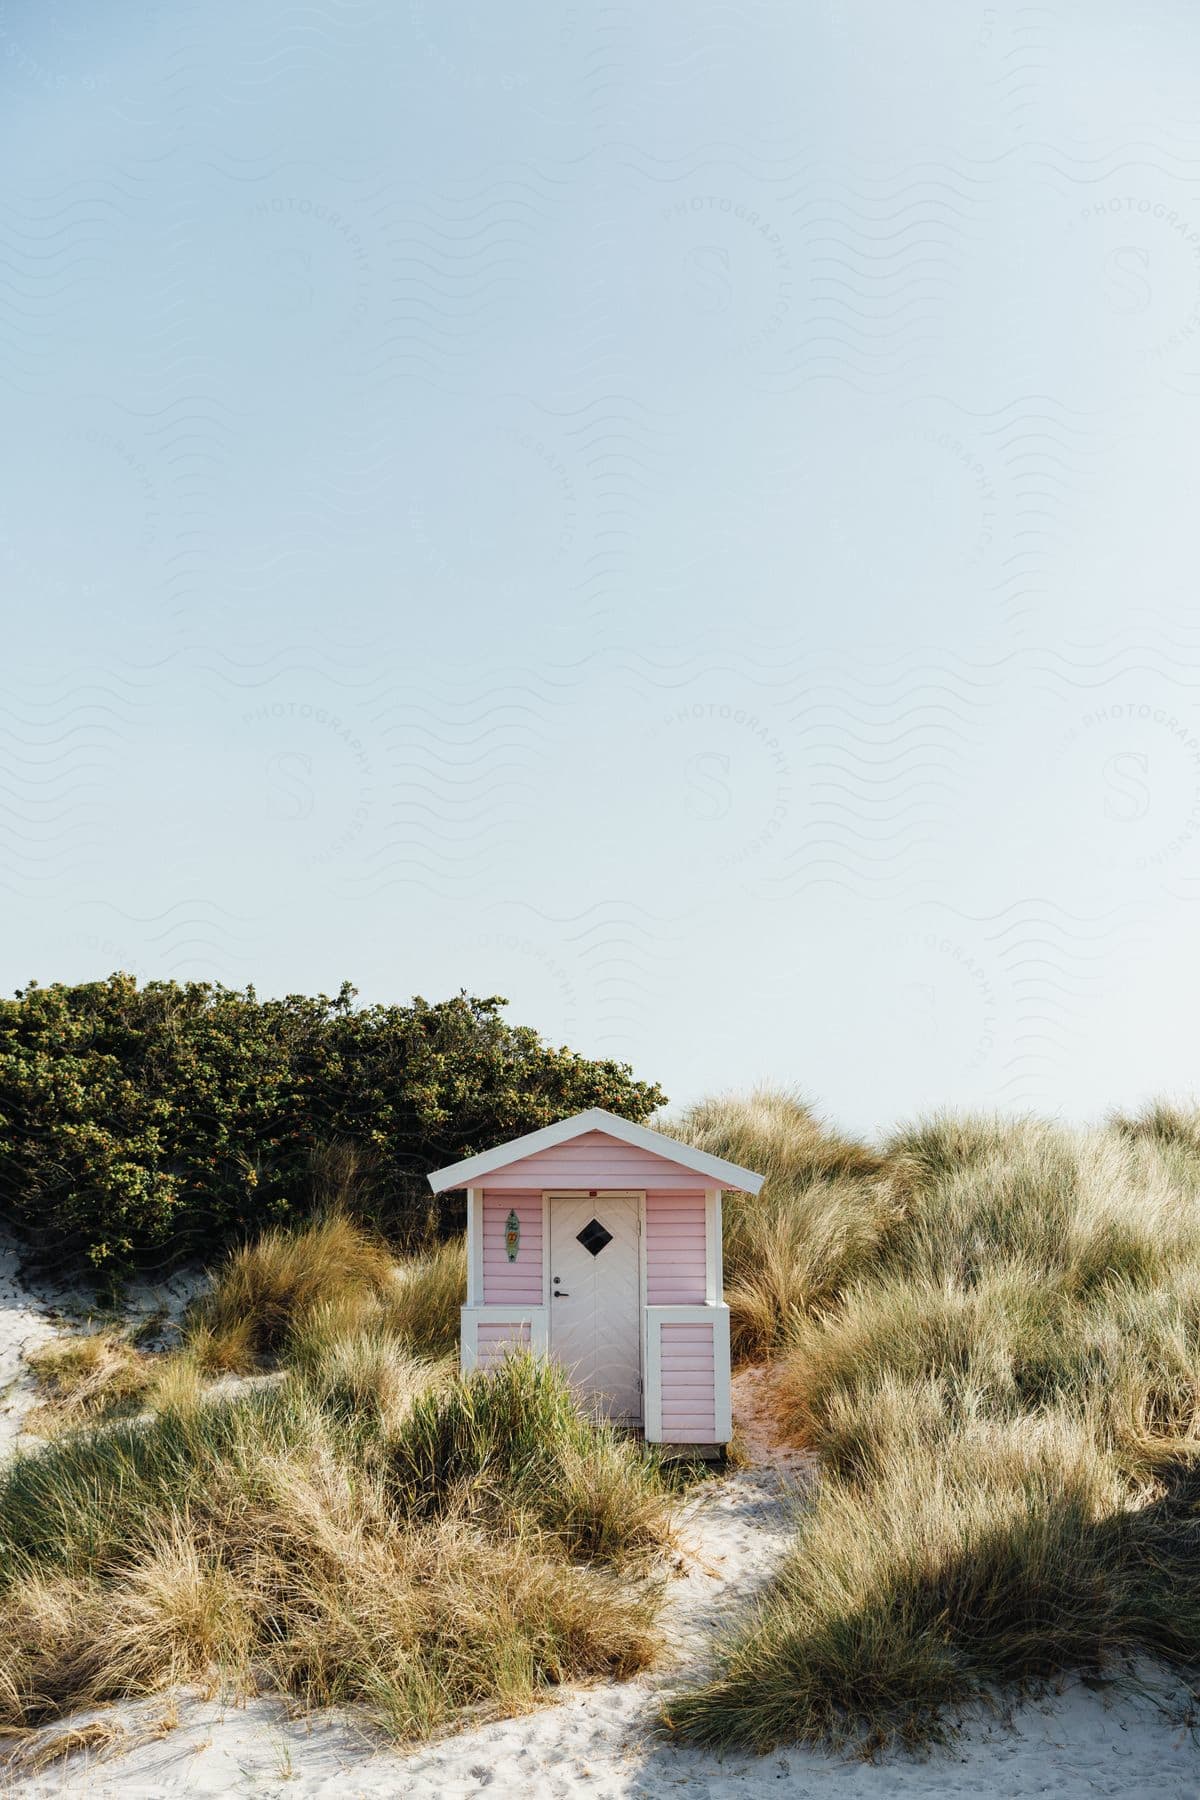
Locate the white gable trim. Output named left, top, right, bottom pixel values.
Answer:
left=427, top=1106, right=764, bottom=1195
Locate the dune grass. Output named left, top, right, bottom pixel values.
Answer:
left=1, top=1223, right=672, bottom=1744
left=190, top=1215, right=467, bottom=1378
left=14, top=1098, right=1200, bottom=1759
left=378, top=1235, right=469, bottom=1359
left=0, top=1357, right=671, bottom=1739
left=23, top=1333, right=158, bottom=1438
left=667, top=1409, right=1200, bottom=1753
left=191, top=1213, right=400, bottom=1367
left=390, top=1350, right=674, bottom=1564
left=667, top=1096, right=1200, bottom=1753
left=668, top=1088, right=896, bottom=1359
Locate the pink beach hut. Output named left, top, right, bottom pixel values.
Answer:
left=427, top=1108, right=764, bottom=1450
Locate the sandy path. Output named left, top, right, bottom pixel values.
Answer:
left=4, top=1353, right=1200, bottom=1796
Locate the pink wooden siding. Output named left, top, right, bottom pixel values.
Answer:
left=482, top=1191, right=543, bottom=1304
left=645, top=1191, right=707, bottom=1304
left=660, top=1321, right=717, bottom=1441
left=475, top=1319, right=532, bottom=1369
left=471, top=1129, right=714, bottom=1193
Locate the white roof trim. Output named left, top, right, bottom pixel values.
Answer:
left=427, top=1106, right=765, bottom=1195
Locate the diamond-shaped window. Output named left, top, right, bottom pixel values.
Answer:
left=576, top=1218, right=613, bottom=1257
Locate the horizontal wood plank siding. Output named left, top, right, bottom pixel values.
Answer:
left=475, top=1319, right=532, bottom=1369
left=660, top=1320, right=717, bottom=1440
left=471, top=1130, right=713, bottom=1192
left=645, top=1191, right=707, bottom=1304
left=481, top=1191, right=543, bottom=1304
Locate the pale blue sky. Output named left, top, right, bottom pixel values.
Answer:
left=3, top=2, right=1200, bottom=1131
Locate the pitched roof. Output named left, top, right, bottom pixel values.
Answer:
left=427, top=1106, right=765, bottom=1195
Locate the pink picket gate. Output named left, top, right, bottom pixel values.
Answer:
left=428, top=1108, right=764, bottom=1448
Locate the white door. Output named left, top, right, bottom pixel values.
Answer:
left=549, top=1193, right=642, bottom=1423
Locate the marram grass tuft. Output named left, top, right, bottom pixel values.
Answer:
left=666, top=1093, right=1200, bottom=1753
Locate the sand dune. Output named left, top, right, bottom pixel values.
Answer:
left=2, top=1260, right=1197, bottom=1798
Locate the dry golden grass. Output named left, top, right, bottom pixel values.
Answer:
left=667, top=1093, right=1200, bottom=1753
left=390, top=1350, right=676, bottom=1565
left=0, top=1320, right=673, bottom=1745
left=193, top=1213, right=397, bottom=1368
left=377, top=1235, right=466, bottom=1359
left=2, top=1458, right=657, bottom=1743
left=259, top=1508, right=660, bottom=1739
left=2, top=1211, right=670, bottom=1747
left=1110, top=1099, right=1200, bottom=1154
left=667, top=1403, right=1146, bottom=1753
left=187, top=1314, right=259, bottom=1377
left=188, top=1215, right=465, bottom=1381
left=668, top=1088, right=897, bottom=1359
left=668, top=1086, right=884, bottom=1190
left=23, top=1333, right=156, bottom=1437
left=721, top=1175, right=902, bottom=1362
left=4, top=1717, right=131, bottom=1777
left=0, top=1531, right=254, bottom=1721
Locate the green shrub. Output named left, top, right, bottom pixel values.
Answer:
left=0, top=976, right=665, bottom=1275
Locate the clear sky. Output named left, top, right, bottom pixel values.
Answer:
left=2, top=2, right=1199, bottom=1133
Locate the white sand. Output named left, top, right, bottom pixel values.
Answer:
left=3, top=1294, right=1198, bottom=1798
left=0, top=1233, right=200, bottom=1459
left=0, top=1235, right=67, bottom=1459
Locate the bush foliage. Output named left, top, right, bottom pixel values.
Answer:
left=0, top=975, right=665, bottom=1274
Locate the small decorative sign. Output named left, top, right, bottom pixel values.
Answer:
left=504, top=1209, right=521, bottom=1262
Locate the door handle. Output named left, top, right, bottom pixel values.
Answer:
left=553, top=1290, right=569, bottom=1298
